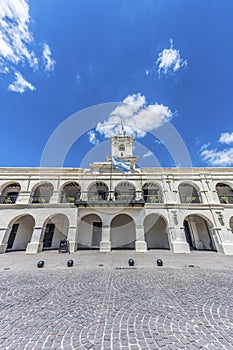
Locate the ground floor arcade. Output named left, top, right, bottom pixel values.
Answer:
left=1, top=207, right=233, bottom=255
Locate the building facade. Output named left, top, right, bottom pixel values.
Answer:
left=1, top=134, right=233, bottom=255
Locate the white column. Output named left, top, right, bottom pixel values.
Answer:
left=67, top=226, right=78, bottom=252
left=135, top=225, right=147, bottom=252
left=0, top=227, right=10, bottom=253
left=212, top=226, right=233, bottom=255
left=50, top=191, right=59, bottom=204
left=169, top=226, right=190, bottom=253
left=163, top=180, right=176, bottom=203
left=26, top=227, right=44, bottom=254
left=99, top=225, right=111, bottom=252
left=16, top=192, right=31, bottom=204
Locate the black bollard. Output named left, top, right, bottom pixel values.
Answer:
left=157, top=259, right=163, bottom=267
left=67, top=259, right=74, bottom=267
left=37, top=260, right=44, bottom=268
left=128, top=259, right=135, bottom=267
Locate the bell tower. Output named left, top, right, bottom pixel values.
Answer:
left=106, top=123, right=138, bottom=167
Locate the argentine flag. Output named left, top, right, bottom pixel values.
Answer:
left=134, top=163, right=141, bottom=173
left=112, top=157, right=131, bottom=172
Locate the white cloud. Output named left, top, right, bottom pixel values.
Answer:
left=156, top=39, right=187, bottom=75
left=200, top=147, right=233, bottom=166
left=8, top=71, right=35, bottom=93
left=143, top=150, right=153, bottom=158
left=0, top=0, right=56, bottom=91
left=96, top=93, right=173, bottom=138
left=42, top=44, right=56, bottom=72
left=0, top=0, right=37, bottom=69
left=219, top=132, right=233, bottom=145
left=88, top=130, right=99, bottom=145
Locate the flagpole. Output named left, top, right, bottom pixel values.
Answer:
left=109, top=157, right=113, bottom=200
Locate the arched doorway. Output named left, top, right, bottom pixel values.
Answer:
left=42, top=214, right=69, bottom=250
left=60, top=182, right=81, bottom=203
left=6, top=215, right=35, bottom=251
left=87, top=182, right=109, bottom=201
left=114, top=182, right=136, bottom=201
left=216, top=183, right=233, bottom=204
left=30, top=182, right=54, bottom=204
left=78, top=214, right=102, bottom=249
left=142, top=182, right=163, bottom=203
left=110, top=214, right=135, bottom=249
left=183, top=215, right=215, bottom=251
left=178, top=183, right=201, bottom=203
left=0, top=182, right=21, bottom=204
left=144, top=214, right=169, bottom=249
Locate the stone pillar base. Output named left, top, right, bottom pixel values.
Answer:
left=218, top=243, right=233, bottom=255
left=99, top=240, right=111, bottom=252
left=135, top=241, right=147, bottom=252
left=26, top=242, right=43, bottom=254
left=0, top=244, right=7, bottom=254
left=68, top=241, right=77, bottom=253
left=170, top=241, right=190, bottom=254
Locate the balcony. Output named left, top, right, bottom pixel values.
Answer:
left=143, top=194, right=163, bottom=204
left=179, top=195, right=201, bottom=204
left=75, top=191, right=145, bottom=207
left=219, top=195, right=233, bottom=204
left=30, top=195, right=51, bottom=204
left=0, top=195, right=18, bottom=204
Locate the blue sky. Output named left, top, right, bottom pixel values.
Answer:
left=1, top=0, right=233, bottom=168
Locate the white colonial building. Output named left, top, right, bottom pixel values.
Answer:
left=1, top=134, right=233, bottom=255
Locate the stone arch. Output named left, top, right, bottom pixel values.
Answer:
left=78, top=214, right=102, bottom=249
left=42, top=214, right=69, bottom=250
left=60, top=181, right=81, bottom=203
left=142, top=182, right=163, bottom=203
left=114, top=181, right=136, bottom=201
left=30, top=182, right=54, bottom=204
left=216, top=182, right=233, bottom=204
left=6, top=214, right=35, bottom=251
left=110, top=214, right=135, bottom=249
left=183, top=214, right=216, bottom=251
left=0, top=182, right=21, bottom=204
left=87, top=181, right=109, bottom=200
left=178, top=182, right=201, bottom=203
left=144, top=214, right=169, bottom=249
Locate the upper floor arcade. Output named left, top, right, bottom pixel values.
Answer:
left=0, top=167, right=233, bottom=208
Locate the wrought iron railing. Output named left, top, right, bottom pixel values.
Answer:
left=179, top=195, right=201, bottom=203
left=60, top=194, right=81, bottom=203
left=218, top=195, right=233, bottom=204
left=30, top=195, right=52, bottom=204
left=143, top=194, right=163, bottom=203
left=74, top=191, right=144, bottom=205
left=0, top=195, right=18, bottom=204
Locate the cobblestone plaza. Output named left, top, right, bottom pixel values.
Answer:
left=1, top=250, right=233, bottom=350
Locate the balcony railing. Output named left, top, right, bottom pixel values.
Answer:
left=75, top=191, right=145, bottom=206
left=143, top=194, right=163, bottom=203
left=0, top=195, right=18, bottom=204
left=179, top=195, right=201, bottom=204
left=60, top=194, right=81, bottom=203
left=30, top=195, right=51, bottom=204
left=218, top=195, right=233, bottom=204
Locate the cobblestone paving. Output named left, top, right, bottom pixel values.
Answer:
left=1, top=266, right=233, bottom=350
